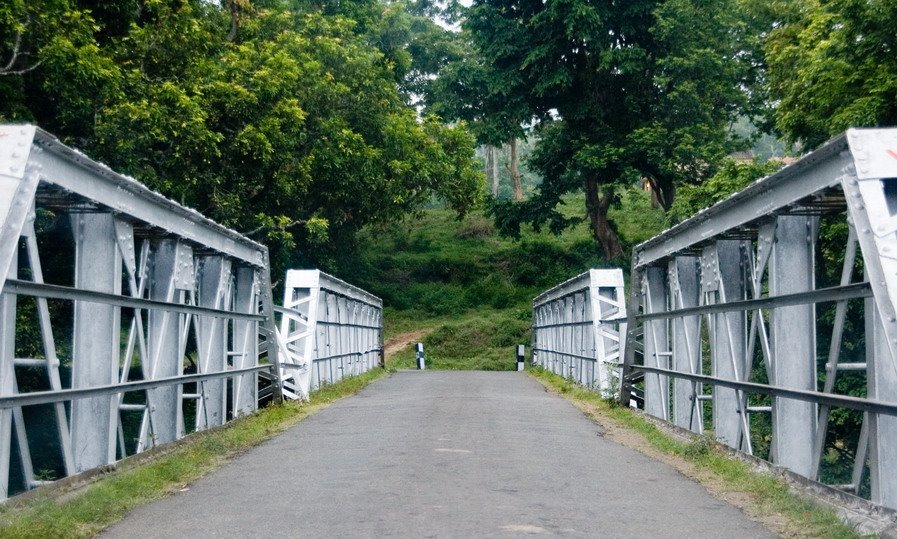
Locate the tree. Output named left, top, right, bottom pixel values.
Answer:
left=471, top=0, right=754, bottom=258
left=0, top=0, right=121, bottom=142
left=763, top=0, right=897, bottom=149
left=1, top=0, right=484, bottom=272
left=426, top=22, right=532, bottom=201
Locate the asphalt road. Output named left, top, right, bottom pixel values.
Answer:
left=105, top=371, right=771, bottom=537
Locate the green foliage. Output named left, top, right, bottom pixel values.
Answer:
left=607, top=189, right=667, bottom=248
left=667, top=159, right=783, bottom=224
left=468, top=0, right=759, bottom=257
left=336, top=207, right=605, bottom=319
left=1, top=0, right=484, bottom=271
left=764, top=0, right=897, bottom=148
left=388, top=309, right=530, bottom=371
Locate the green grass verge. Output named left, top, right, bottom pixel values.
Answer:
left=387, top=307, right=530, bottom=371
left=529, top=368, right=861, bottom=539
left=0, top=368, right=388, bottom=538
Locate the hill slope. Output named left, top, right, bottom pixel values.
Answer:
left=333, top=194, right=665, bottom=370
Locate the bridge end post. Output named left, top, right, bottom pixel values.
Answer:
left=619, top=262, right=643, bottom=408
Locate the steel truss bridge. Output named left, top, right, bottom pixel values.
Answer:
left=0, top=125, right=382, bottom=500
left=3, top=123, right=897, bottom=522
left=535, top=128, right=897, bottom=513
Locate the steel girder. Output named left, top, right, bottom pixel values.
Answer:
left=532, top=269, right=627, bottom=398
left=0, top=125, right=282, bottom=499
left=276, top=270, right=383, bottom=401
left=622, top=128, right=897, bottom=510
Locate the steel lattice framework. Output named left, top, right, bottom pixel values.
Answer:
left=277, top=270, right=383, bottom=400
left=532, top=269, right=627, bottom=396
left=0, top=125, right=287, bottom=500
left=621, top=128, right=897, bottom=510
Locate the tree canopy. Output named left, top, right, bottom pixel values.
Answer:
left=467, top=0, right=756, bottom=258
left=0, top=0, right=484, bottom=271
left=763, top=0, right=897, bottom=149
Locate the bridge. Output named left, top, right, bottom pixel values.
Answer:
left=1, top=124, right=897, bottom=534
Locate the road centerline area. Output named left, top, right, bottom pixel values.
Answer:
left=105, top=371, right=772, bottom=538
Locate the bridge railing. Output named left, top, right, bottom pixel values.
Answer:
left=532, top=269, right=627, bottom=397
left=0, top=124, right=286, bottom=500
left=276, top=270, right=383, bottom=400
left=622, top=128, right=897, bottom=510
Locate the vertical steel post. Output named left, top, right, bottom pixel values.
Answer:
left=256, top=250, right=282, bottom=404
left=619, top=263, right=643, bottom=408
left=573, top=293, right=585, bottom=385
left=0, top=245, right=17, bottom=498
left=709, top=241, right=748, bottom=450
left=644, top=266, right=669, bottom=420
left=232, top=266, right=258, bottom=417
left=594, top=287, right=614, bottom=392
left=867, top=295, right=897, bottom=507
left=196, top=256, right=230, bottom=429
left=70, top=213, right=121, bottom=470
left=531, top=305, right=539, bottom=367
left=147, top=239, right=181, bottom=445
left=314, top=289, right=327, bottom=389
left=670, top=257, right=701, bottom=432
left=336, top=296, right=347, bottom=382
left=770, top=216, right=817, bottom=476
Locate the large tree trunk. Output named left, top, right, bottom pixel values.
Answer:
left=484, top=147, right=495, bottom=196
left=584, top=177, right=623, bottom=259
left=509, top=138, right=522, bottom=201
left=491, top=146, right=500, bottom=196
left=645, top=173, right=675, bottom=210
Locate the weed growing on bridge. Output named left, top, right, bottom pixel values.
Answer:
left=529, top=368, right=861, bottom=539
left=0, top=368, right=389, bottom=538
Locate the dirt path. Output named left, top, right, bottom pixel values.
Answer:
left=384, top=328, right=432, bottom=359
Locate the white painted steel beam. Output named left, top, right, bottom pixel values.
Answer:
left=196, top=256, right=231, bottom=430
left=626, top=128, right=897, bottom=511
left=277, top=270, right=383, bottom=401
left=669, top=257, right=701, bottom=433
left=70, top=213, right=121, bottom=471
left=0, top=124, right=280, bottom=501
left=533, top=269, right=627, bottom=397
left=770, top=216, right=818, bottom=476
left=643, top=267, right=669, bottom=421
left=233, top=266, right=259, bottom=417
left=0, top=247, right=18, bottom=498
left=28, top=129, right=266, bottom=267
left=634, top=134, right=852, bottom=268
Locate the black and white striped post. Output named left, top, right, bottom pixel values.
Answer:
left=516, top=345, right=525, bottom=371
left=416, top=343, right=426, bottom=370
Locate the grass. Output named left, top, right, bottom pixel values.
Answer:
left=529, top=367, right=861, bottom=539
left=0, top=368, right=388, bottom=539
left=335, top=204, right=612, bottom=320
left=387, top=307, right=530, bottom=371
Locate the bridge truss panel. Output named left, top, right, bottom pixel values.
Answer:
left=0, top=125, right=282, bottom=500
left=622, top=128, right=897, bottom=510
left=532, top=269, right=627, bottom=397
left=277, top=270, right=383, bottom=401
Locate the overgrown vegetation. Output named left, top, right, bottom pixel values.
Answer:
left=0, top=368, right=388, bottom=539
left=530, top=368, right=861, bottom=539
left=334, top=203, right=635, bottom=370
